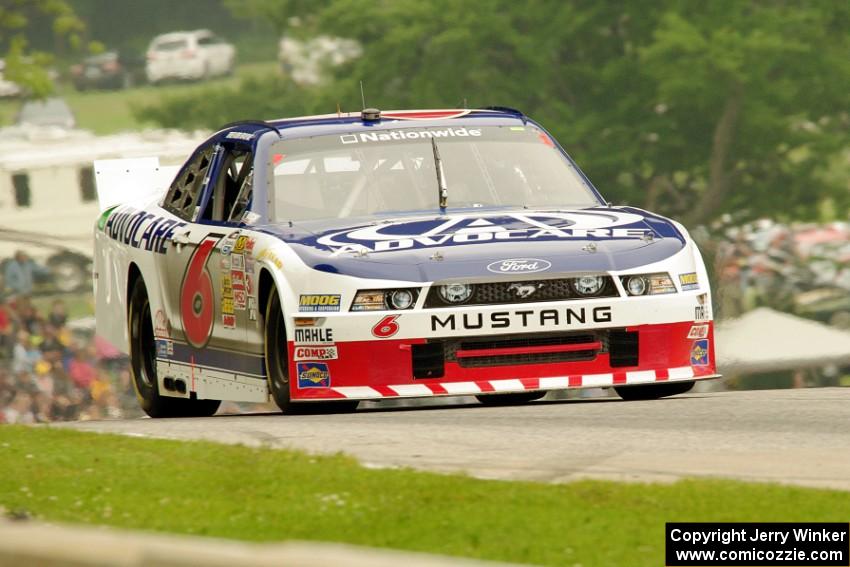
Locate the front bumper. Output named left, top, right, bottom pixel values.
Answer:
left=287, top=319, right=718, bottom=401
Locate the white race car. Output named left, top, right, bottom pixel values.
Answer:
left=93, top=107, right=718, bottom=417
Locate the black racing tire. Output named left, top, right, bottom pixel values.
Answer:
left=129, top=278, right=220, bottom=417
left=264, top=287, right=358, bottom=414
left=614, top=381, right=695, bottom=401
left=475, top=391, right=546, bottom=406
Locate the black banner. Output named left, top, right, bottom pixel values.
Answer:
left=666, top=523, right=849, bottom=566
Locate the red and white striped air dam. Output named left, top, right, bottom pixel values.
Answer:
left=330, top=366, right=716, bottom=399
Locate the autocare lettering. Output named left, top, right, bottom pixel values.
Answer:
left=104, top=207, right=185, bottom=254
left=430, top=306, right=613, bottom=331
left=294, top=328, right=334, bottom=344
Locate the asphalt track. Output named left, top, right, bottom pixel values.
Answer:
left=62, top=387, right=850, bottom=490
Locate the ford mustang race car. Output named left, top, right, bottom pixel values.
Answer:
left=93, top=107, right=718, bottom=417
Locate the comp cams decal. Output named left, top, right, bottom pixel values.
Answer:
left=316, top=212, right=655, bottom=254
left=293, top=345, right=338, bottom=361
left=687, top=324, right=709, bottom=339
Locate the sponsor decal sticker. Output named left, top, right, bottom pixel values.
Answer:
left=226, top=131, right=254, bottom=141
left=221, top=297, right=234, bottom=315
left=687, top=324, right=709, bottom=339
left=222, top=243, right=233, bottom=255
left=233, top=235, right=249, bottom=253
left=154, top=309, right=169, bottom=338
left=222, top=313, right=236, bottom=329
left=293, top=345, right=339, bottom=361
left=296, top=362, right=331, bottom=388
left=103, top=206, right=186, bottom=254
left=695, top=293, right=711, bottom=322
left=340, top=127, right=482, bottom=145
left=220, top=255, right=231, bottom=270
left=487, top=258, right=551, bottom=274
left=231, top=270, right=245, bottom=290
left=234, top=289, right=247, bottom=310
left=231, top=253, right=245, bottom=271
left=690, top=339, right=709, bottom=366
left=258, top=249, right=283, bottom=269
left=155, top=339, right=172, bottom=358
left=679, top=272, right=699, bottom=291
left=316, top=211, right=655, bottom=254
left=299, top=294, right=341, bottom=312
left=294, top=327, right=334, bottom=344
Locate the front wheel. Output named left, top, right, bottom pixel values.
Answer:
left=614, top=381, right=695, bottom=401
left=476, top=391, right=545, bottom=406
left=129, top=278, right=220, bottom=417
left=264, top=287, right=357, bottom=414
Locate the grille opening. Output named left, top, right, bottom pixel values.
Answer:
left=412, top=343, right=445, bottom=378
left=609, top=330, right=639, bottom=367
left=447, top=331, right=604, bottom=368
left=424, top=277, right=619, bottom=308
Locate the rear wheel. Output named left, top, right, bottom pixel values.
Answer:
left=264, top=287, right=357, bottom=414
left=129, top=278, right=220, bottom=417
left=476, top=391, right=545, bottom=406
left=614, top=381, right=695, bottom=401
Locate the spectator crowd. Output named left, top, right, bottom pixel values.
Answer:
left=0, top=292, right=141, bottom=424
left=713, top=219, right=850, bottom=323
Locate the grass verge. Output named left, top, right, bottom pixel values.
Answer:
left=1, top=425, right=848, bottom=566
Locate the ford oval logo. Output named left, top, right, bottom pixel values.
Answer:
left=486, top=258, right=552, bottom=274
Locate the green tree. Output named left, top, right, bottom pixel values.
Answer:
left=137, top=0, right=850, bottom=227
left=0, top=0, right=86, bottom=97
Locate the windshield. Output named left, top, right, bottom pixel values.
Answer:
left=270, top=124, right=600, bottom=222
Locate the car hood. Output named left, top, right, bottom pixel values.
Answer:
left=255, top=207, right=686, bottom=282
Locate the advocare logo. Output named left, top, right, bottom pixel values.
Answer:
left=487, top=258, right=551, bottom=274
left=316, top=211, right=655, bottom=254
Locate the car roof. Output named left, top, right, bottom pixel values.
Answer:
left=151, top=30, right=212, bottom=44
left=206, top=108, right=530, bottom=146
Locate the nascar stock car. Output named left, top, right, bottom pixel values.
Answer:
left=92, top=107, right=718, bottom=417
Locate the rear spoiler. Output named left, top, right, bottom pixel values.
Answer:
left=93, top=157, right=180, bottom=212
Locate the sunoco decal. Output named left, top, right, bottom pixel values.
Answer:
left=316, top=212, right=654, bottom=254
left=296, top=362, right=331, bottom=388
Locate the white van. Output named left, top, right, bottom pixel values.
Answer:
left=146, top=30, right=235, bottom=84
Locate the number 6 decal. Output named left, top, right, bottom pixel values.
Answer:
left=180, top=236, right=219, bottom=347
left=372, top=315, right=400, bottom=338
